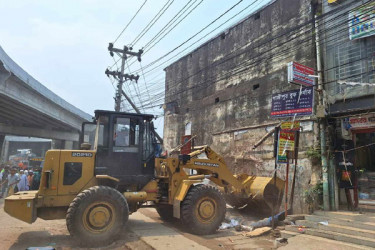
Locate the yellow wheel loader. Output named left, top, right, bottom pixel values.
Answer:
left=4, top=110, right=284, bottom=246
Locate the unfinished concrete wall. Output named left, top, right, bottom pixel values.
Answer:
left=164, top=0, right=320, bottom=213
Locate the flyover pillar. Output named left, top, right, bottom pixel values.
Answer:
left=64, top=140, right=74, bottom=150
left=0, top=134, right=5, bottom=162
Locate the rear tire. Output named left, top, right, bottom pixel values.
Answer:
left=156, top=205, right=175, bottom=221
left=66, top=186, right=129, bottom=246
left=181, top=185, right=226, bottom=235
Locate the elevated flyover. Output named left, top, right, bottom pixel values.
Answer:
left=0, top=46, right=92, bottom=148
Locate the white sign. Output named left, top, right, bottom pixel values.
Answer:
left=288, top=61, right=315, bottom=86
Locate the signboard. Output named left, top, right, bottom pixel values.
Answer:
left=180, top=135, right=192, bottom=155
left=287, top=61, right=315, bottom=86
left=271, top=87, right=314, bottom=117
left=343, top=114, right=375, bottom=130
left=276, top=121, right=300, bottom=164
left=349, top=2, right=375, bottom=40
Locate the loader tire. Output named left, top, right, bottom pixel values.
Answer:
left=66, top=186, right=129, bottom=247
left=181, top=185, right=226, bottom=235
left=156, top=205, right=176, bottom=222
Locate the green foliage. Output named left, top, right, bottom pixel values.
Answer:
left=304, top=182, right=323, bottom=210
left=306, top=146, right=321, bottom=161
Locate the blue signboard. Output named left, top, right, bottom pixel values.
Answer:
left=271, top=87, right=314, bottom=118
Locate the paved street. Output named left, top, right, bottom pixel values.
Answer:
left=2, top=199, right=374, bottom=250
left=0, top=199, right=277, bottom=249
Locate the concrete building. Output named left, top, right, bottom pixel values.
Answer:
left=322, top=0, right=375, bottom=211
left=164, top=0, right=320, bottom=213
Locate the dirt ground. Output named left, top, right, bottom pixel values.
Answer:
left=0, top=199, right=151, bottom=250
left=0, top=198, right=277, bottom=250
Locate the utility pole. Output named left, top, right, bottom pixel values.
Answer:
left=315, top=16, right=329, bottom=211
left=105, top=43, right=164, bottom=144
left=106, top=43, right=143, bottom=112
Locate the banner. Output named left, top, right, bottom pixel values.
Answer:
left=276, top=121, right=300, bottom=164
left=287, top=61, right=315, bottom=86
left=349, top=2, right=375, bottom=40
left=271, top=87, right=314, bottom=118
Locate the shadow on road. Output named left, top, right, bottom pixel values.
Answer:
left=9, top=227, right=146, bottom=250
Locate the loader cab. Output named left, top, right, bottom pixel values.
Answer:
left=81, top=110, right=157, bottom=190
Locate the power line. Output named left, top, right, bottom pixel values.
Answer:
left=140, top=4, right=375, bottom=108
left=131, top=0, right=175, bottom=47
left=113, top=0, right=148, bottom=44
left=134, top=0, right=264, bottom=76
left=130, top=0, right=244, bottom=72
left=143, top=0, right=198, bottom=49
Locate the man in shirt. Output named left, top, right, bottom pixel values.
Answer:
left=1, top=165, right=10, bottom=198
left=27, top=170, right=34, bottom=190
left=17, top=169, right=28, bottom=192
left=7, top=167, right=20, bottom=196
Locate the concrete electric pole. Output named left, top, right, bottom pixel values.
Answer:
left=106, top=43, right=143, bottom=112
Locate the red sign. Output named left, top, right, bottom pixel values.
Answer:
left=180, top=135, right=192, bottom=155
left=288, top=61, right=315, bottom=86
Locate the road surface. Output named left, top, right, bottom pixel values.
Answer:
left=0, top=199, right=277, bottom=249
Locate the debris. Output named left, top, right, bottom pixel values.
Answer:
left=234, top=224, right=253, bottom=232
left=250, top=211, right=285, bottom=230
left=297, top=226, right=306, bottom=233
left=244, top=227, right=272, bottom=237
left=274, top=237, right=288, bottom=248
left=271, top=229, right=281, bottom=238
left=228, top=238, right=234, bottom=243
left=319, top=221, right=328, bottom=226
left=219, top=222, right=232, bottom=230
left=219, top=219, right=240, bottom=230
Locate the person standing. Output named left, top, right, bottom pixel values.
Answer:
left=7, top=167, right=20, bottom=196
left=0, top=165, right=10, bottom=198
left=17, top=170, right=28, bottom=192
left=31, top=168, right=41, bottom=190
left=27, top=170, right=34, bottom=190
left=0, top=164, right=3, bottom=198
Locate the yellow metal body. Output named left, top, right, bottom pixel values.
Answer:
left=155, top=146, right=284, bottom=216
left=5, top=145, right=284, bottom=223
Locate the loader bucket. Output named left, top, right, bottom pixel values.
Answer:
left=247, top=176, right=285, bottom=214
left=224, top=175, right=284, bottom=214
left=4, top=191, right=38, bottom=223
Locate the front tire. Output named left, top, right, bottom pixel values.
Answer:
left=66, top=186, right=129, bottom=246
left=156, top=205, right=175, bottom=222
left=181, top=185, right=226, bottom=235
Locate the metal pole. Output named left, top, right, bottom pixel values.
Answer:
left=315, top=15, right=329, bottom=211
left=285, top=151, right=290, bottom=217
left=115, top=52, right=127, bottom=112
left=289, top=130, right=300, bottom=213
left=121, top=90, right=164, bottom=144
left=271, top=126, right=279, bottom=229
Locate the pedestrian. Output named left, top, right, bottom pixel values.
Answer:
left=27, top=170, right=34, bottom=190
left=17, top=169, right=28, bottom=192
left=0, top=165, right=10, bottom=198
left=7, top=166, right=20, bottom=196
left=31, top=168, right=41, bottom=190
left=0, top=164, right=4, bottom=198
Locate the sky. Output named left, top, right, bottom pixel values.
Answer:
left=0, top=0, right=271, bottom=135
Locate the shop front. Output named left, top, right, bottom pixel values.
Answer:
left=337, top=114, right=375, bottom=211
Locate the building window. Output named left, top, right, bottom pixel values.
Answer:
left=63, top=162, right=82, bottom=185
left=254, top=12, right=260, bottom=20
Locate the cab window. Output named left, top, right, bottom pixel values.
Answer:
left=113, top=117, right=139, bottom=152
left=143, top=120, right=155, bottom=160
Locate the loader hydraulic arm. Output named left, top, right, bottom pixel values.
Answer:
left=183, top=146, right=244, bottom=191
